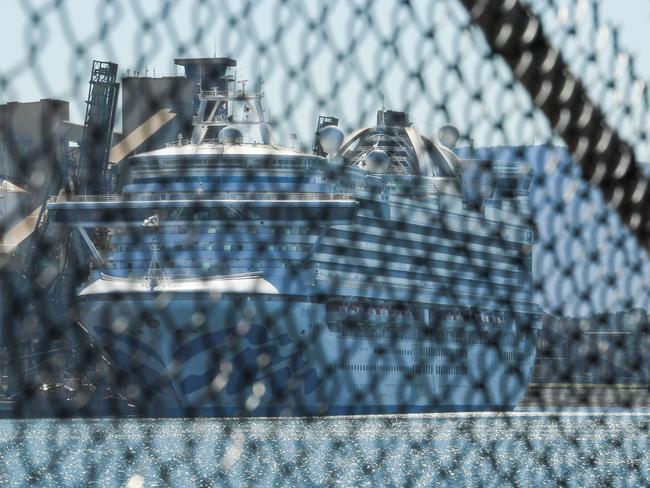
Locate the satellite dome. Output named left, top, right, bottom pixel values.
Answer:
left=319, top=125, right=344, bottom=156
left=218, top=126, right=244, bottom=144
left=365, top=149, right=390, bottom=173
left=437, top=124, right=460, bottom=149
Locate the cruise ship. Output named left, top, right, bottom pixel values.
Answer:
left=48, top=58, right=540, bottom=416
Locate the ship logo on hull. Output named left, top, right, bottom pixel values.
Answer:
left=93, top=322, right=322, bottom=402
left=178, top=323, right=322, bottom=397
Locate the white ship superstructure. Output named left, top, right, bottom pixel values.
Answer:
left=48, top=58, right=540, bottom=416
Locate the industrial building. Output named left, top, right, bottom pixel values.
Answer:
left=0, top=99, right=81, bottom=190
left=0, top=99, right=85, bottom=266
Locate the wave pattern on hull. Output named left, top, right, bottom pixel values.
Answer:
left=79, top=295, right=536, bottom=417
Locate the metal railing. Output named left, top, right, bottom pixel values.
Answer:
left=48, top=192, right=356, bottom=203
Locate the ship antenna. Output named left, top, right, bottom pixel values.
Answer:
left=378, top=92, right=385, bottom=130
left=376, top=93, right=386, bottom=147
left=239, top=79, right=248, bottom=96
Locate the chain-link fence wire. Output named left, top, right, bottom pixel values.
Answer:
left=1, top=0, right=650, bottom=484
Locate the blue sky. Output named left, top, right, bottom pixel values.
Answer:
left=2, top=0, right=649, bottom=148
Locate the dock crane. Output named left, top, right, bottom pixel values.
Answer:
left=24, top=60, right=119, bottom=304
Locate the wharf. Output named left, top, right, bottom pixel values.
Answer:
left=519, top=383, right=650, bottom=409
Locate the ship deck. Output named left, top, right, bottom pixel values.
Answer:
left=47, top=195, right=359, bottom=225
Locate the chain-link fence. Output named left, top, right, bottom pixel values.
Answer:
left=1, top=0, right=650, bottom=485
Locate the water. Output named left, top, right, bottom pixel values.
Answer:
left=0, top=411, right=649, bottom=486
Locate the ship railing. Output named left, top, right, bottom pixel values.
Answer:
left=426, top=179, right=460, bottom=196
left=165, top=134, right=265, bottom=147
left=199, top=88, right=231, bottom=98
left=199, top=88, right=258, bottom=100
left=165, top=137, right=223, bottom=147
left=165, top=138, right=192, bottom=148
left=48, top=192, right=355, bottom=203
left=191, top=115, right=230, bottom=125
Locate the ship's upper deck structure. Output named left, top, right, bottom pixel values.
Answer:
left=340, top=110, right=457, bottom=178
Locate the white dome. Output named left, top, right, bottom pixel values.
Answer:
left=319, top=125, right=345, bottom=156
left=365, top=149, right=390, bottom=173
left=218, top=126, right=244, bottom=144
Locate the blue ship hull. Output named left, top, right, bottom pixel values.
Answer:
left=77, top=291, right=537, bottom=417
left=50, top=90, right=541, bottom=417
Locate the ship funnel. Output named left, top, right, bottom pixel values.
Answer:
left=175, top=57, right=237, bottom=113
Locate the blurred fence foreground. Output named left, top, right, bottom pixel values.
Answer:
left=1, top=0, right=650, bottom=485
